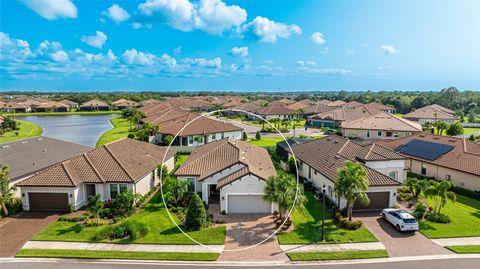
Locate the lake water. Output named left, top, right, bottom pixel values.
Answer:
left=17, top=114, right=117, bottom=148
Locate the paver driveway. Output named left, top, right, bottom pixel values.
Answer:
left=355, top=211, right=451, bottom=257
left=0, top=211, right=60, bottom=257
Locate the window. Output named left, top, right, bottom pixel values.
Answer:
left=377, top=131, right=382, bottom=137
left=188, top=136, right=193, bottom=144
left=405, top=132, right=411, bottom=136
left=386, top=131, right=393, bottom=137
left=187, top=178, right=196, bottom=192
left=421, top=164, right=427, bottom=175
left=388, top=171, right=398, bottom=180
left=394, top=132, right=400, bottom=137
left=446, top=174, right=452, bottom=181
left=110, top=183, right=128, bottom=198
left=366, top=130, right=370, bottom=138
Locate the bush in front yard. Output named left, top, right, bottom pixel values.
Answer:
left=425, top=212, right=451, bottom=223
left=332, top=208, right=363, bottom=230
left=94, top=220, right=149, bottom=241
left=413, top=202, right=427, bottom=219
left=185, top=193, right=206, bottom=231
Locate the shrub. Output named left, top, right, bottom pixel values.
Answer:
left=58, top=216, right=86, bottom=222
left=127, top=133, right=135, bottom=139
left=185, top=193, right=207, bottom=231
left=242, top=131, right=247, bottom=141
left=85, top=217, right=109, bottom=226
left=163, top=135, right=174, bottom=145
left=255, top=131, right=261, bottom=140
left=332, top=208, right=363, bottom=230
left=425, top=212, right=451, bottom=223
left=413, top=203, right=427, bottom=219
left=67, top=203, right=74, bottom=213
left=6, top=197, right=22, bottom=215
left=399, top=192, right=411, bottom=201
left=397, top=186, right=410, bottom=194
left=94, top=220, right=149, bottom=241
left=114, top=191, right=137, bottom=213
left=451, top=186, right=480, bottom=200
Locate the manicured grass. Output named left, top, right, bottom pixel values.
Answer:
left=16, top=249, right=219, bottom=261
left=419, top=194, right=480, bottom=238
left=277, top=192, right=378, bottom=244
left=287, top=249, right=389, bottom=261
left=96, top=116, right=133, bottom=147
left=248, top=137, right=285, bottom=147
left=32, top=192, right=226, bottom=245
left=0, top=119, right=42, bottom=143
left=393, top=113, right=404, bottom=118
left=446, top=245, right=480, bottom=254
left=463, top=128, right=480, bottom=135
left=4, top=111, right=121, bottom=116
left=174, top=154, right=189, bottom=171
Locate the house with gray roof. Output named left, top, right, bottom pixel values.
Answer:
left=283, top=135, right=405, bottom=210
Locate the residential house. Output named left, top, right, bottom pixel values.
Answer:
left=303, top=103, right=337, bottom=118
left=20, top=100, right=42, bottom=111
left=16, top=138, right=176, bottom=211
left=308, top=106, right=374, bottom=128
left=365, top=102, right=396, bottom=114
left=404, top=104, right=458, bottom=124
left=139, top=99, right=163, bottom=107
left=283, top=136, right=405, bottom=210
left=36, top=101, right=70, bottom=112
left=341, top=113, right=422, bottom=139
left=175, top=138, right=277, bottom=214
left=286, top=99, right=317, bottom=111
left=1, top=136, right=92, bottom=197
left=59, top=99, right=79, bottom=109
left=377, top=133, right=480, bottom=191
left=2, top=102, right=30, bottom=113
left=141, top=108, right=243, bottom=146
left=112, top=99, right=140, bottom=110
left=326, top=100, right=347, bottom=107
left=254, top=104, right=296, bottom=120
left=79, top=99, right=110, bottom=111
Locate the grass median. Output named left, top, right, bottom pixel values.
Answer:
left=16, top=249, right=219, bottom=261
left=287, top=249, right=389, bottom=261
left=446, top=245, right=480, bottom=254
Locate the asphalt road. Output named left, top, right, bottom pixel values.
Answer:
left=2, top=256, right=479, bottom=269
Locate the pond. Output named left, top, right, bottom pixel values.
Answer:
left=17, top=114, right=117, bottom=148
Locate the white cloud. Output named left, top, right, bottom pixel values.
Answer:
left=122, top=49, right=156, bottom=65
left=380, top=45, right=399, bottom=54
left=229, top=46, right=249, bottom=57
left=49, top=50, right=69, bottom=62
left=296, top=60, right=317, bottom=66
left=182, top=57, right=222, bottom=68
left=81, top=31, right=107, bottom=49
left=310, top=32, right=325, bottom=45
left=241, top=16, right=301, bottom=43
left=19, top=0, right=77, bottom=20
left=137, top=0, right=246, bottom=35
left=102, top=4, right=130, bottom=24
left=0, top=32, right=32, bottom=61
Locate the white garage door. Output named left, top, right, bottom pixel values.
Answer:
left=228, top=195, right=271, bottom=213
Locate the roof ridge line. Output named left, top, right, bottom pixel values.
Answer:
left=104, top=144, right=136, bottom=182
left=60, top=162, right=76, bottom=186
left=83, top=153, right=105, bottom=183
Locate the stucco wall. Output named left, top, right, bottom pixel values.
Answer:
left=365, top=160, right=406, bottom=183
left=220, top=174, right=272, bottom=213
left=20, top=186, right=79, bottom=211
left=409, top=159, right=480, bottom=191
left=341, top=128, right=417, bottom=139
left=135, top=171, right=155, bottom=196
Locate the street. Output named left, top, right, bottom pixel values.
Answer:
left=1, top=256, right=479, bottom=269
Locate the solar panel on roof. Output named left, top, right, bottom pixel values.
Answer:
left=394, top=139, right=454, bottom=161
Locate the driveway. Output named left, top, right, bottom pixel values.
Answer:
left=222, top=119, right=323, bottom=138
left=355, top=211, right=451, bottom=257
left=210, top=202, right=288, bottom=262
left=0, top=211, right=60, bottom=257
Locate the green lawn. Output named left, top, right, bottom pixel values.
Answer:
left=16, top=249, right=219, bottom=261
left=464, top=128, right=480, bottom=135
left=96, top=116, right=133, bottom=147
left=4, top=111, right=121, bottom=117
left=277, top=192, right=378, bottom=244
left=393, top=113, right=404, bottom=118
left=32, top=192, right=226, bottom=245
left=173, top=154, right=189, bottom=172
left=0, top=119, right=42, bottom=143
left=419, top=194, right=480, bottom=238
left=446, top=245, right=480, bottom=254
left=287, top=249, right=388, bottom=261
left=248, top=137, right=285, bottom=147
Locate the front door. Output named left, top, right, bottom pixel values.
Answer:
left=85, top=184, right=96, bottom=199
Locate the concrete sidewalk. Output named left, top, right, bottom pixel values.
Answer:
left=279, top=242, right=385, bottom=252
left=431, top=237, right=480, bottom=246
left=22, top=241, right=224, bottom=253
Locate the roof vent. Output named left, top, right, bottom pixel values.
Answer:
left=448, top=139, right=456, bottom=142
left=327, top=137, right=332, bottom=141
left=419, top=134, right=426, bottom=137
left=334, top=140, right=340, bottom=143
left=42, top=148, right=47, bottom=152
left=334, top=155, right=341, bottom=159
left=33, top=162, right=36, bottom=166
left=433, top=137, right=440, bottom=140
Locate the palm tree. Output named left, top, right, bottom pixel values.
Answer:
left=445, top=122, right=464, bottom=136
left=0, top=164, right=16, bottom=217
left=434, top=121, right=447, bottom=135
left=424, top=180, right=456, bottom=215
left=264, top=173, right=307, bottom=222
left=334, top=160, right=370, bottom=221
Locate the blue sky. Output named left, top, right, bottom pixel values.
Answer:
left=0, top=0, right=479, bottom=92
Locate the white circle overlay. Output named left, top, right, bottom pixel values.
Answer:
left=158, top=109, right=301, bottom=252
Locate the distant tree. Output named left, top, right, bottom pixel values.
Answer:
left=163, top=135, right=174, bottom=145
left=446, top=122, right=464, bottom=136
left=185, top=193, right=207, bottom=231
left=455, top=110, right=465, bottom=123
left=335, top=161, right=369, bottom=221
left=468, top=110, right=477, bottom=123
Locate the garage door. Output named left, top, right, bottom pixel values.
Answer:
left=228, top=195, right=271, bottom=213
left=28, top=193, right=69, bottom=211
left=353, top=192, right=389, bottom=211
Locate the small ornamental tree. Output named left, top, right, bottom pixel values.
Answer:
left=242, top=131, right=248, bottom=141
left=163, top=135, right=174, bottom=145
left=185, top=193, right=206, bottom=231
left=255, top=131, right=261, bottom=140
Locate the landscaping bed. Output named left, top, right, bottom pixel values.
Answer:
left=16, top=249, right=219, bottom=261
left=446, top=245, right=480, bottom=254
left=277, top=192, right=377, bottom=244
left=286, top=249, right=388, bottom=261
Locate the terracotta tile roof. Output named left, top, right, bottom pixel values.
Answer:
left=364, top=102, right=396, bottom=112
left=309, top=106, right=374, bottom=122
left=377, top=133, right=480, bottom=176
left=139, top=99, right=163, bottom=106
left=59, top=99, right=78, bottom=106
left=344, top=101, right=365, bottom=108
left=37, top=101, right=69, bottom=109
left=404, top=105, right=457, bottom=120
left=112, top=99, right=139, bottom=107
left=175, top=138, right=276, bottom=187
left=256, top=104, right=294, bottom=116
left=289, top=136, right=402, bottom=186
left=223, top=99, right=245, bottom=108
left=427, top=104, right=455, bottom=115
left=304, top=103, right=337, bottom=114
left=217, top=167, right=250, bottom=189
left=16, top=139, right=176, bottom=187
left=341, top=113, right=423, bottom=132
left=327, top=100, right=347, bottom=107
left=80, top=99, right=109, bottom=108
left=142, top=109, right=242, bottom=136
left=3, top=102, right=28, bottom=109
left=20, top=100, right=42, bottom=108
left=234, top=102, right=262, bottom=113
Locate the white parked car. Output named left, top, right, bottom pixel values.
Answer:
left=381, top=209, right=419, bottom=232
